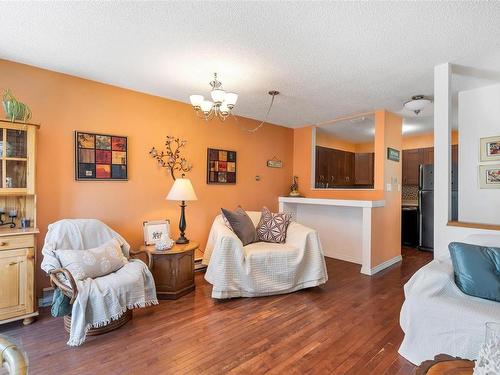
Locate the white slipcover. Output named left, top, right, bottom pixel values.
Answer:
left=41, top=219, right=158, bottom=346
left=398, top=257, right=500, bottom=365
left=203, top=212, right=328, bottom=299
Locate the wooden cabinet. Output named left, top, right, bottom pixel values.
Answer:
left=402, top=149, right=422, bottom=185
left=402, top=145, right=458, bottom=186
left=422, top=147, right=434, bottom=165
left=315, top=146, right=373, bottom=188
left=355, top=153, right=374, bottom=185
left=135, top=242, right=197, bottom=300
left=0, top=120, right=39, bottom=326
left=0, top=234, right=38, bottom=324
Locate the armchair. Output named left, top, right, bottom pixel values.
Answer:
left=41, top=219, right=158, bottom=346
left=203, top=211, right=328, bottom=299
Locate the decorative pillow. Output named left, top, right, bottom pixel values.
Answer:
left=56, top=238, right=128, bottom=281
left=220, top=207, right=257, bottom=246
left=256, top=207, right=292, bottom=244
left=448, top=242, right=500, bottom=302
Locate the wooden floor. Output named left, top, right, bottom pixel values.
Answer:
left=0, top=247, right=432, bottom=375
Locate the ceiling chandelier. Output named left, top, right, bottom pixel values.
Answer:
left=189, top=73, right=238, bottom=121
left=403, top=95, right=433, bottom=115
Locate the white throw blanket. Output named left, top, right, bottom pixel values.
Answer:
left=41, top=219, right=158, bottom=346
left=203, top=213, right=328, bottom=298
left=399, top=258, right=500, bottom=365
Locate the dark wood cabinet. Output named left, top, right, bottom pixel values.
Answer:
left=315, top=146, right=373, bottom=188
left=355, top=153, right=374, bottom=185
left=402, top=149, right=422, bottom=185
left=402, top=145, right=458, bottom=186
left=422, top=147, right=434, bottom=165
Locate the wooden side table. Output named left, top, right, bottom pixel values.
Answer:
left=415, top=354, right=475, bottom=375
left=132, top=242, right=198, bottom=300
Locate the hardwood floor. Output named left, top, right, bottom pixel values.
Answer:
left=0, top=247, right=431, bottom=375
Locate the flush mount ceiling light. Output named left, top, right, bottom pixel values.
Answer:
left=189, top=73, right=238, bottom=121
left=189, top=72, right=280, bottom=133
left=403, top=95, right=433, bottom=115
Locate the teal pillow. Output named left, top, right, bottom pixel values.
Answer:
left=448, top=242, right=500, bottom=302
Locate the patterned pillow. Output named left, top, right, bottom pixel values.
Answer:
left=256, top=207, right=292, bottom=243
left=56, top=238, right=128, bottom=281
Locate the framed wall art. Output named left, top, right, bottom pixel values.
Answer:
left=75, top=131, right=128, bottom=180
left=207, top=148, right=237, bottom=184
left=387, top=147, right=400, bottom=162
left=480, top=136, right=500, bottom=162
left=143, top=220, right=171, bottom=245
left=479, top=164, right=500, bottom=189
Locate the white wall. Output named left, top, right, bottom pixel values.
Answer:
left=458, top=83, right=500, bottom=224
left=434, top=63, right=500, bottom=259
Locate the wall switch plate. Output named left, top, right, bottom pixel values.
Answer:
left=386, top=183, right=392, bottom=192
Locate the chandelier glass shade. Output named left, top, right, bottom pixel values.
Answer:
left=190, top=73, right=238, bottom=121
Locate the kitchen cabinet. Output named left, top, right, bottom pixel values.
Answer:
left=402, top=145, right=458, bottom=186
left=402, top=149, right=422, bottom=185
left=315, top=146, right=373, bottom=188
left=354, top=153, right=374, bottom=185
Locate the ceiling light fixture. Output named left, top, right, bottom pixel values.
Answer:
left=403, top=95, right=433, bottom=115
left=189, top=73, right=280, bottom=133
left=189, top=73, right=238, bottom=121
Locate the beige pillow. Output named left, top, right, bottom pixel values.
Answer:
left=56, top=238, right=128, bottom=281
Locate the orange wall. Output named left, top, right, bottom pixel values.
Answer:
left=0, top=59, right=294, bottom=294
left=402, top=130, right=458, bottom=150
left=292, top=111, right=386, bottom=200
left=316, top=130, right=375, bottom=153
left=371, top=111, right=402, bottom=267
left=316, top=130, right=356, bottom=152
left=293, top=110, right=402, bottom=269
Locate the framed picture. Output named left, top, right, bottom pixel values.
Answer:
left=479, top=164, right=500, bottom=189
left=480, top=136, right=500, bottom=162
left=387, top=147, right=400, bottom=162
left=207, top=148, right=237, bottom=184
left=75, top=131, right=128, bottom=180
left=143, top=220, right=170, bottom=245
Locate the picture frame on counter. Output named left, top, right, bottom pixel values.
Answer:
left=143, top=220, right=171, bottom=245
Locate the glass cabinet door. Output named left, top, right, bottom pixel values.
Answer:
left=0, top=127, right=29, bottom=192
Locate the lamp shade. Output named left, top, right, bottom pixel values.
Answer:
left=166, top=177, right=198, bottom=201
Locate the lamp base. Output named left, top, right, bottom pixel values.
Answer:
left=175, top=236, right=190, bottom=244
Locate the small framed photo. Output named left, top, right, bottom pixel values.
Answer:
left=479, top=164, right=500, bottom=189
left=480, top=136, right=500, bottom=162
left=143, top=220, right=170, bottom=245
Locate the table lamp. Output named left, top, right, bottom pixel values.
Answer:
left=166, top=175, right=198, bottom=244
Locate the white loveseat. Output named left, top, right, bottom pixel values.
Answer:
left=202, top=211, right=328, bottom=299
left=399, top=235, right=500, bottom=365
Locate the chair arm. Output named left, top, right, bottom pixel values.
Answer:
left=49, top=268, right=78, bottom=304
left=129, top=249, right=153, bottom=269
left=0, top=337, right=28, bottom=375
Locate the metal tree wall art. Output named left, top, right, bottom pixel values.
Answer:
left=149, top=136, right=192, bottom=180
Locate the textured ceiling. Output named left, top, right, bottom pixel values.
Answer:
left=1, top=2, right=500, bottom=129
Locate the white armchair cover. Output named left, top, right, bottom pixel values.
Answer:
left=399, top=258, right=500, bottom=365
left=41, top=219, right=158, bottom=346
left=203, top=212, right=328, bottom=299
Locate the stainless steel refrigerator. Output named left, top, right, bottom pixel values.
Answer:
left=418, top=164, right=434, bottom=251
